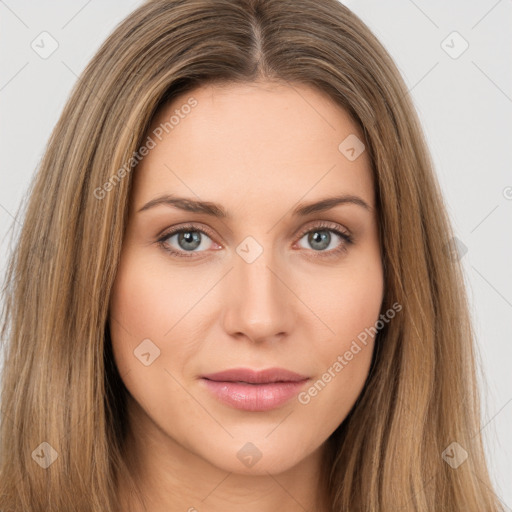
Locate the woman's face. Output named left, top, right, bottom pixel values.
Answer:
left=109, top=81, right=384, bottom=476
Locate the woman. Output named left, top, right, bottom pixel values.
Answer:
left=0, top=0, right=504, bottom=510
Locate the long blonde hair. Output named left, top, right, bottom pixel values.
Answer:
left=0, top=0, right=503, bottom=510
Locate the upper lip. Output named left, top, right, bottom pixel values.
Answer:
left=201, top=367, right=309, bottom=384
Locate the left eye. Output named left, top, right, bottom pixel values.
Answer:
left=296, top=228, right=348, bottom=252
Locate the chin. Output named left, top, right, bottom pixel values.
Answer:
left=198, top=435, right=317, bottom=476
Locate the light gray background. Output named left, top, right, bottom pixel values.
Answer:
left=0, top=0, right=511, bottom=508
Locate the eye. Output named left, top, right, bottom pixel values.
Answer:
left=295, top=221, right=353, bottom=258
left=157, top=224, right=219, bottom=258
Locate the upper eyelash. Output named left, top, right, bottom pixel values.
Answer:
left=156, top=221, right=353, bottom=258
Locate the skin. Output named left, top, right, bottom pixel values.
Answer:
left=109, top=81, right=384, bottom=512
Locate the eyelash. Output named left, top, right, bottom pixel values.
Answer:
left=156, top=221, right=354, bottom=260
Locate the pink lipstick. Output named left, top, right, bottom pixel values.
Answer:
left=200, top=367, right=309, bottom=412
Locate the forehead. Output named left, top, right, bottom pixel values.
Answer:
left=132, top=82, right=374, bottom=215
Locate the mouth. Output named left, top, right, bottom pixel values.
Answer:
left=200, top=367, right=310, bottom=411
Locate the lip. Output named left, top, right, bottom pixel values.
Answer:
left=200, top=367, right=310, bottom=412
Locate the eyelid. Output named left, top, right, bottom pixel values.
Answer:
left=157, top=222, right=218, bottom=243
left=294, top=219, right=351, bottom=239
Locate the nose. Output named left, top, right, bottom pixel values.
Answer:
left=221, top=246, right=296, bottom=344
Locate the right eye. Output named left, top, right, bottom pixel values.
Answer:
left=157, top=224, right=221, bottom=258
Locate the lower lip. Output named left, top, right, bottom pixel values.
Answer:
left=201, top=378, right=309, bottom=411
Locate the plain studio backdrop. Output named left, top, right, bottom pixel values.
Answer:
left=0, top=0, right=511, bottom=509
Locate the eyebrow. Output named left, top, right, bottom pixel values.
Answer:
left=137, top=193, right=372, bottom=217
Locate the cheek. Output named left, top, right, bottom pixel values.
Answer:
left=333, top=269, right=383, bottom=346
left=107, top=250, right=203, bottom=423
left=108, top=250, right=201, bottom=356
left=108, top=248, right=218, bottom=408
left=108, top=250, right=175, bottom=376
left=308, top=251, right=384, bottom=351
left=297, top=254, right=384, bottom=414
